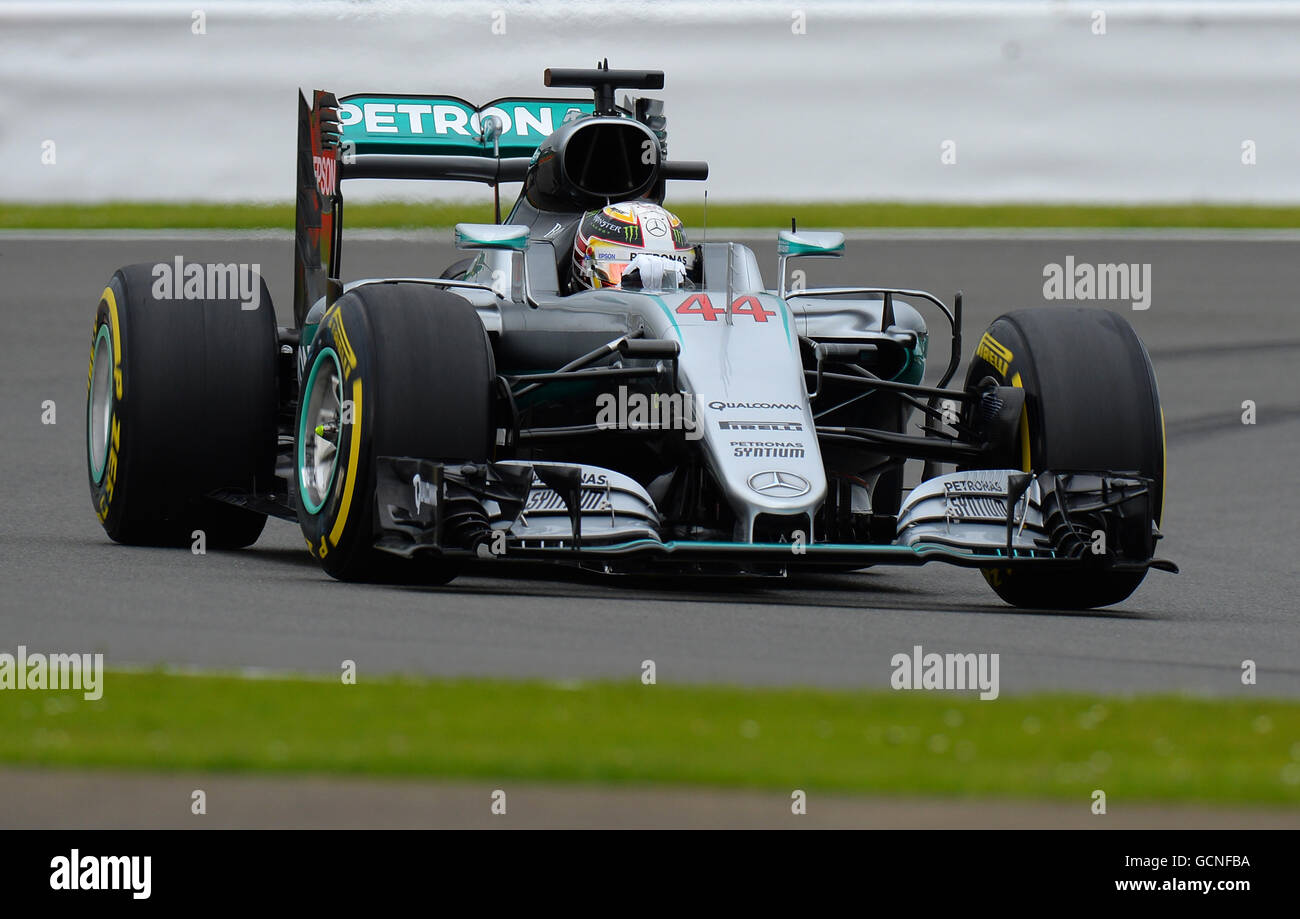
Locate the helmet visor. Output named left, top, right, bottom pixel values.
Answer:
left=583, top=241, right=693, bottom=290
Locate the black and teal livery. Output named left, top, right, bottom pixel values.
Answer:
left=85, top=63, right=1174, bottom=610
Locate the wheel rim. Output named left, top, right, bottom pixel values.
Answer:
left=87, top=324, right=113, bottom=484
left=298, top=348, right=343, bottom=515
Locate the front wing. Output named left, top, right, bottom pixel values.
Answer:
left=370, top=457, right=1177, bottom=575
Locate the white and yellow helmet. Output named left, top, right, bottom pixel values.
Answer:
left=572, top=201, right=693, bottom=290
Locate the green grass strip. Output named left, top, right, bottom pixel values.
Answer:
left=3, top=201, right=1300, bottom=230
left=3, top=670, right=1299, bottom=805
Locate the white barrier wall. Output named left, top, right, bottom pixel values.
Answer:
left=2, top=1, right=1298, bottom=203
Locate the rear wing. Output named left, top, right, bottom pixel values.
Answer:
left=341, top=95, right=593, bottom=158
left=339, top=94, right=595, bottom=184
left=293, top=66, right=707, bottom=327
left=292, top=91, right=593, bottom=325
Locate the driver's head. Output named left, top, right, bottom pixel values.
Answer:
left=572, top=201, right=693, bottom=290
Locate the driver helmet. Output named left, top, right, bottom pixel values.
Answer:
left=571, top=201, right=693, bottom=290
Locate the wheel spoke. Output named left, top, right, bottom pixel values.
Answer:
left=314, top=436, right=336, bottom=463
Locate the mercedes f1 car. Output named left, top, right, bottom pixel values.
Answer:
left=85, top=63, right=1175, bottom=609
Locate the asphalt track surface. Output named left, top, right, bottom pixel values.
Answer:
left=2, top=231, right=1298, bottom=697
left=5, top=766, right=1294, bottom=829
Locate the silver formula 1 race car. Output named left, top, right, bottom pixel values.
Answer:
left=85, top=63, right=1175, bottom=609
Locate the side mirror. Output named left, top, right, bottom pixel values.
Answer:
left=455, top=223, right=530, bottom=251
left=776, top=230, right=845, bottom=297
left=776, top=229, right=845, bottom=258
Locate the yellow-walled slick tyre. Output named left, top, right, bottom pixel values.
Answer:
left=86, top=263, right=277, bottom=548
left=964, top=307, right=1165, bottom=609
left=294, top=283, right=495, bottom=582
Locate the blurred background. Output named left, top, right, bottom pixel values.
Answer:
left=3, top=0, right=1299, bottom=205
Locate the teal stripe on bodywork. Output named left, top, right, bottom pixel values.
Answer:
left=533, top=538, right=1017, bottom=557
left=895, top=335, right=927, bottom=385
left=771, top=293, right=792, bottom=345
left=648, top=295, right=682, bottom=340
left=662, top=540, right=914, bottom=551
left=893, top=348, right=913, bottom=384
left=556, top=539, right=1056, bottom=560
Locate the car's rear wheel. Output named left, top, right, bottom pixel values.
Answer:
left=964, top=307, right=1165, bottom=609
left=294, top=283, right=496, bottom=582
left=86, top=263, right=277, bottom=547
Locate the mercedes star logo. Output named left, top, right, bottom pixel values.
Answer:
left=747, top=470, right=811, bottom=498
left=642, top=215, right=669, bottom=237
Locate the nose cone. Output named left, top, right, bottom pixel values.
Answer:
left=662, top=289, right=827, bottom=541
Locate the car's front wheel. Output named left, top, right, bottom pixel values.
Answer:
left=964, top=307, right=1165, bottom=609
left=294, top=282, right=496, bottom=582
